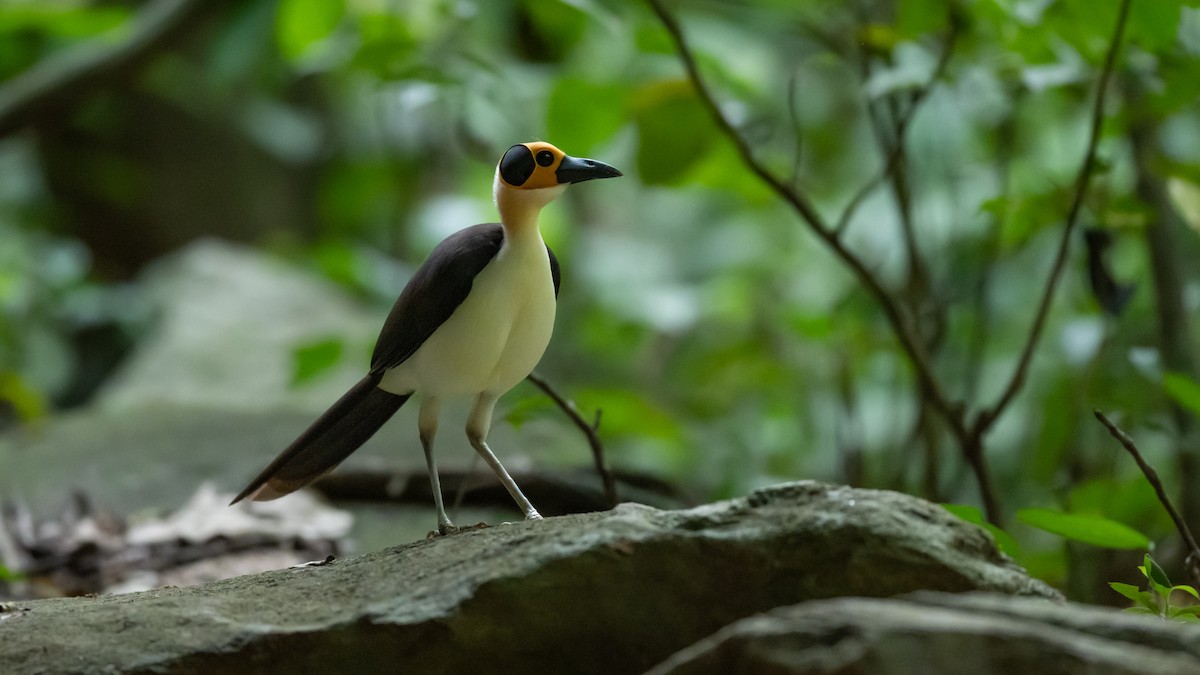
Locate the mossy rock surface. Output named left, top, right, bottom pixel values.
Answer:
left=1, top=481, right=1056, bottom=674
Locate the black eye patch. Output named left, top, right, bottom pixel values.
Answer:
left=536, top=150, right=555, bottom=167
left=499, top=145, right=535, bottom=186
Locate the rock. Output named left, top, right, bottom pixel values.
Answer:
left=96, top=238, right=383, bottom=412
left=647, top=592, right=1200, bottom=675
left=0, top=481, right=1056, bottom=674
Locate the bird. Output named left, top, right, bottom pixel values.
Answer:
left=230, top=142, right=622, bottom=535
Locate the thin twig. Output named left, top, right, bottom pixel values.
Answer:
left=978, top=0, right=1132, bottom=430
left=1094, top=410, right=1200, bottom=585
left=833, top=15, right=960, bottom=236
left=526, top=372, right=618, bottom=507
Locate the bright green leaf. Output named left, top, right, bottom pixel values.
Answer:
left=1172, top=584, right=1200, bottom=600
left=0, top=563, right=23, bottom=582
left=1144, top=554, right=1174, bottom=590
left=1127, top=0, right=1185, bottom=52
left=1163, top=371, right=1200, bottom=417
left=943, top=504, right=1020, bottom=558
left=0, top=372, right=47, bottom=422
left=275, top=0, right=345, bottom=62
left=942, top=503, right=984, bottom=524
left=1017, top=508, right=1151, bottom=549
left=504, top=392, right=557, bottom=429
left=1169, top=605, right=1200, bottom=618
left=291, top=338, right=345, bottom=387
left=984, top=524, right=1022, bottom=559
left=630, top=80, right=713, bottom=185
left=1109, top=582, right=1146, bottom=603
left=896, top=0, right=950, bottom=38
left=547, top=77, right=628, bottom=155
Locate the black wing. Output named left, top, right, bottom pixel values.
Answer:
left=369, top=223, right=505, bottom=374
left=547, top=244, right=561, bottom=298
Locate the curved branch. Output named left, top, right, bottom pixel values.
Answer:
left=834, top=14, right=961, bottom=236
left=1095, top=410, right=1200, bottom=585
left=978, top=0, right=1132, bottom=430
left=643, top=0, right=963, bottom=438
left=526, top=372, right=618, bottom=508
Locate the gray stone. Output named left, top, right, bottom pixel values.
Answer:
left=97, top=239, right=382, bottom=412
left=647, top=592, right=1200, bottom=675
left=0, top=481, right=1056, bottom=674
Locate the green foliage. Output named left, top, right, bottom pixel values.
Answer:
left=942, top=504, right=1020, bottom=558
left=1017, top=508, right=1151, bottom=550
left=275, top=0, right=346, bottom=63
left=291, top=338, right=346, bottom=387
left=631, top=80, right=713, bottom=185
left=1162, top=372, right=1200, bottom=418
left=0, top=562, right=24, bottom=583
left=1110, top=554, right=1200, bottom=622
left=0, top=372, right=46, bottom=422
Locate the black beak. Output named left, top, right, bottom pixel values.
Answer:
left=556, top=155, right=622, bottom=184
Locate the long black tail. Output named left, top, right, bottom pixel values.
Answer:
left=230, top=375, right=410, bottom=504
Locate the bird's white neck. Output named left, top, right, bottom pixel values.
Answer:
left=493, top=172, right=567, bottom=241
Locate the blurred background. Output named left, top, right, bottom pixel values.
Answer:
left=2, top=0, right=1200, bottom=602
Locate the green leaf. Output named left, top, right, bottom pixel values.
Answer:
left=630, top=80, right=714, bottom=185
left=546, top=77, right=628, bottom=155
left=275, top=0, right=345, bottom=62
left=1126, top=0, right=1185, bottom=52
left=942, top=503, right=984, bottom=524
left=0, top=563, right=23, bottom=582
left=1172, top=584, right=1200, bottom=600
left=1144, top=554, right=1174, bottom=590
left=503, top=393, right=556, bottom=429
left=942, top=504, right=1020, bottom=558
left=896, top=0, right=949, bottom=38
left=1109, top=582, right=1147, bottom=603
left=1168, top=605, right=1200, bottom=620
left=1163, top=371, right=1200, bottom=418
left=0, top=372, right=47, bottom=422
left=291, top=338, right=345, bottom=387
left=1017, top=508, right=1151, bottom=550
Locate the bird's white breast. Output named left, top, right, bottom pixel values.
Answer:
left=379, top=234, right=556, bottom=398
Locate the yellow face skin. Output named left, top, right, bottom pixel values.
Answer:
left=519, top=142, right=566, bottom=189
left=498, top=142, right=566, bottom=189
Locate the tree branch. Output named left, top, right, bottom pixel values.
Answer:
left=978, top=0, right=1132, bottom=430
left=0, top=0, right=219, bottom=137
left=643, top=0, right=1003, bottom=515
left=643, top=0, right=963, bottom=437
left=1094, top=410, right=1200, bottom=586
left=526, top=372, right=618, bottom=507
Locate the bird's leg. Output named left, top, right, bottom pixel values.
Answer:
left=466, top=393, right=542, bottom=521
left=419, top=396, right=456, bottom=535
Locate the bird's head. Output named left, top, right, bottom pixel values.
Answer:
left=494, top=142, right=621, bottom=229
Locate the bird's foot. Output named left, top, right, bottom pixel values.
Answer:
left=498, top=511, right=544, bottom=526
